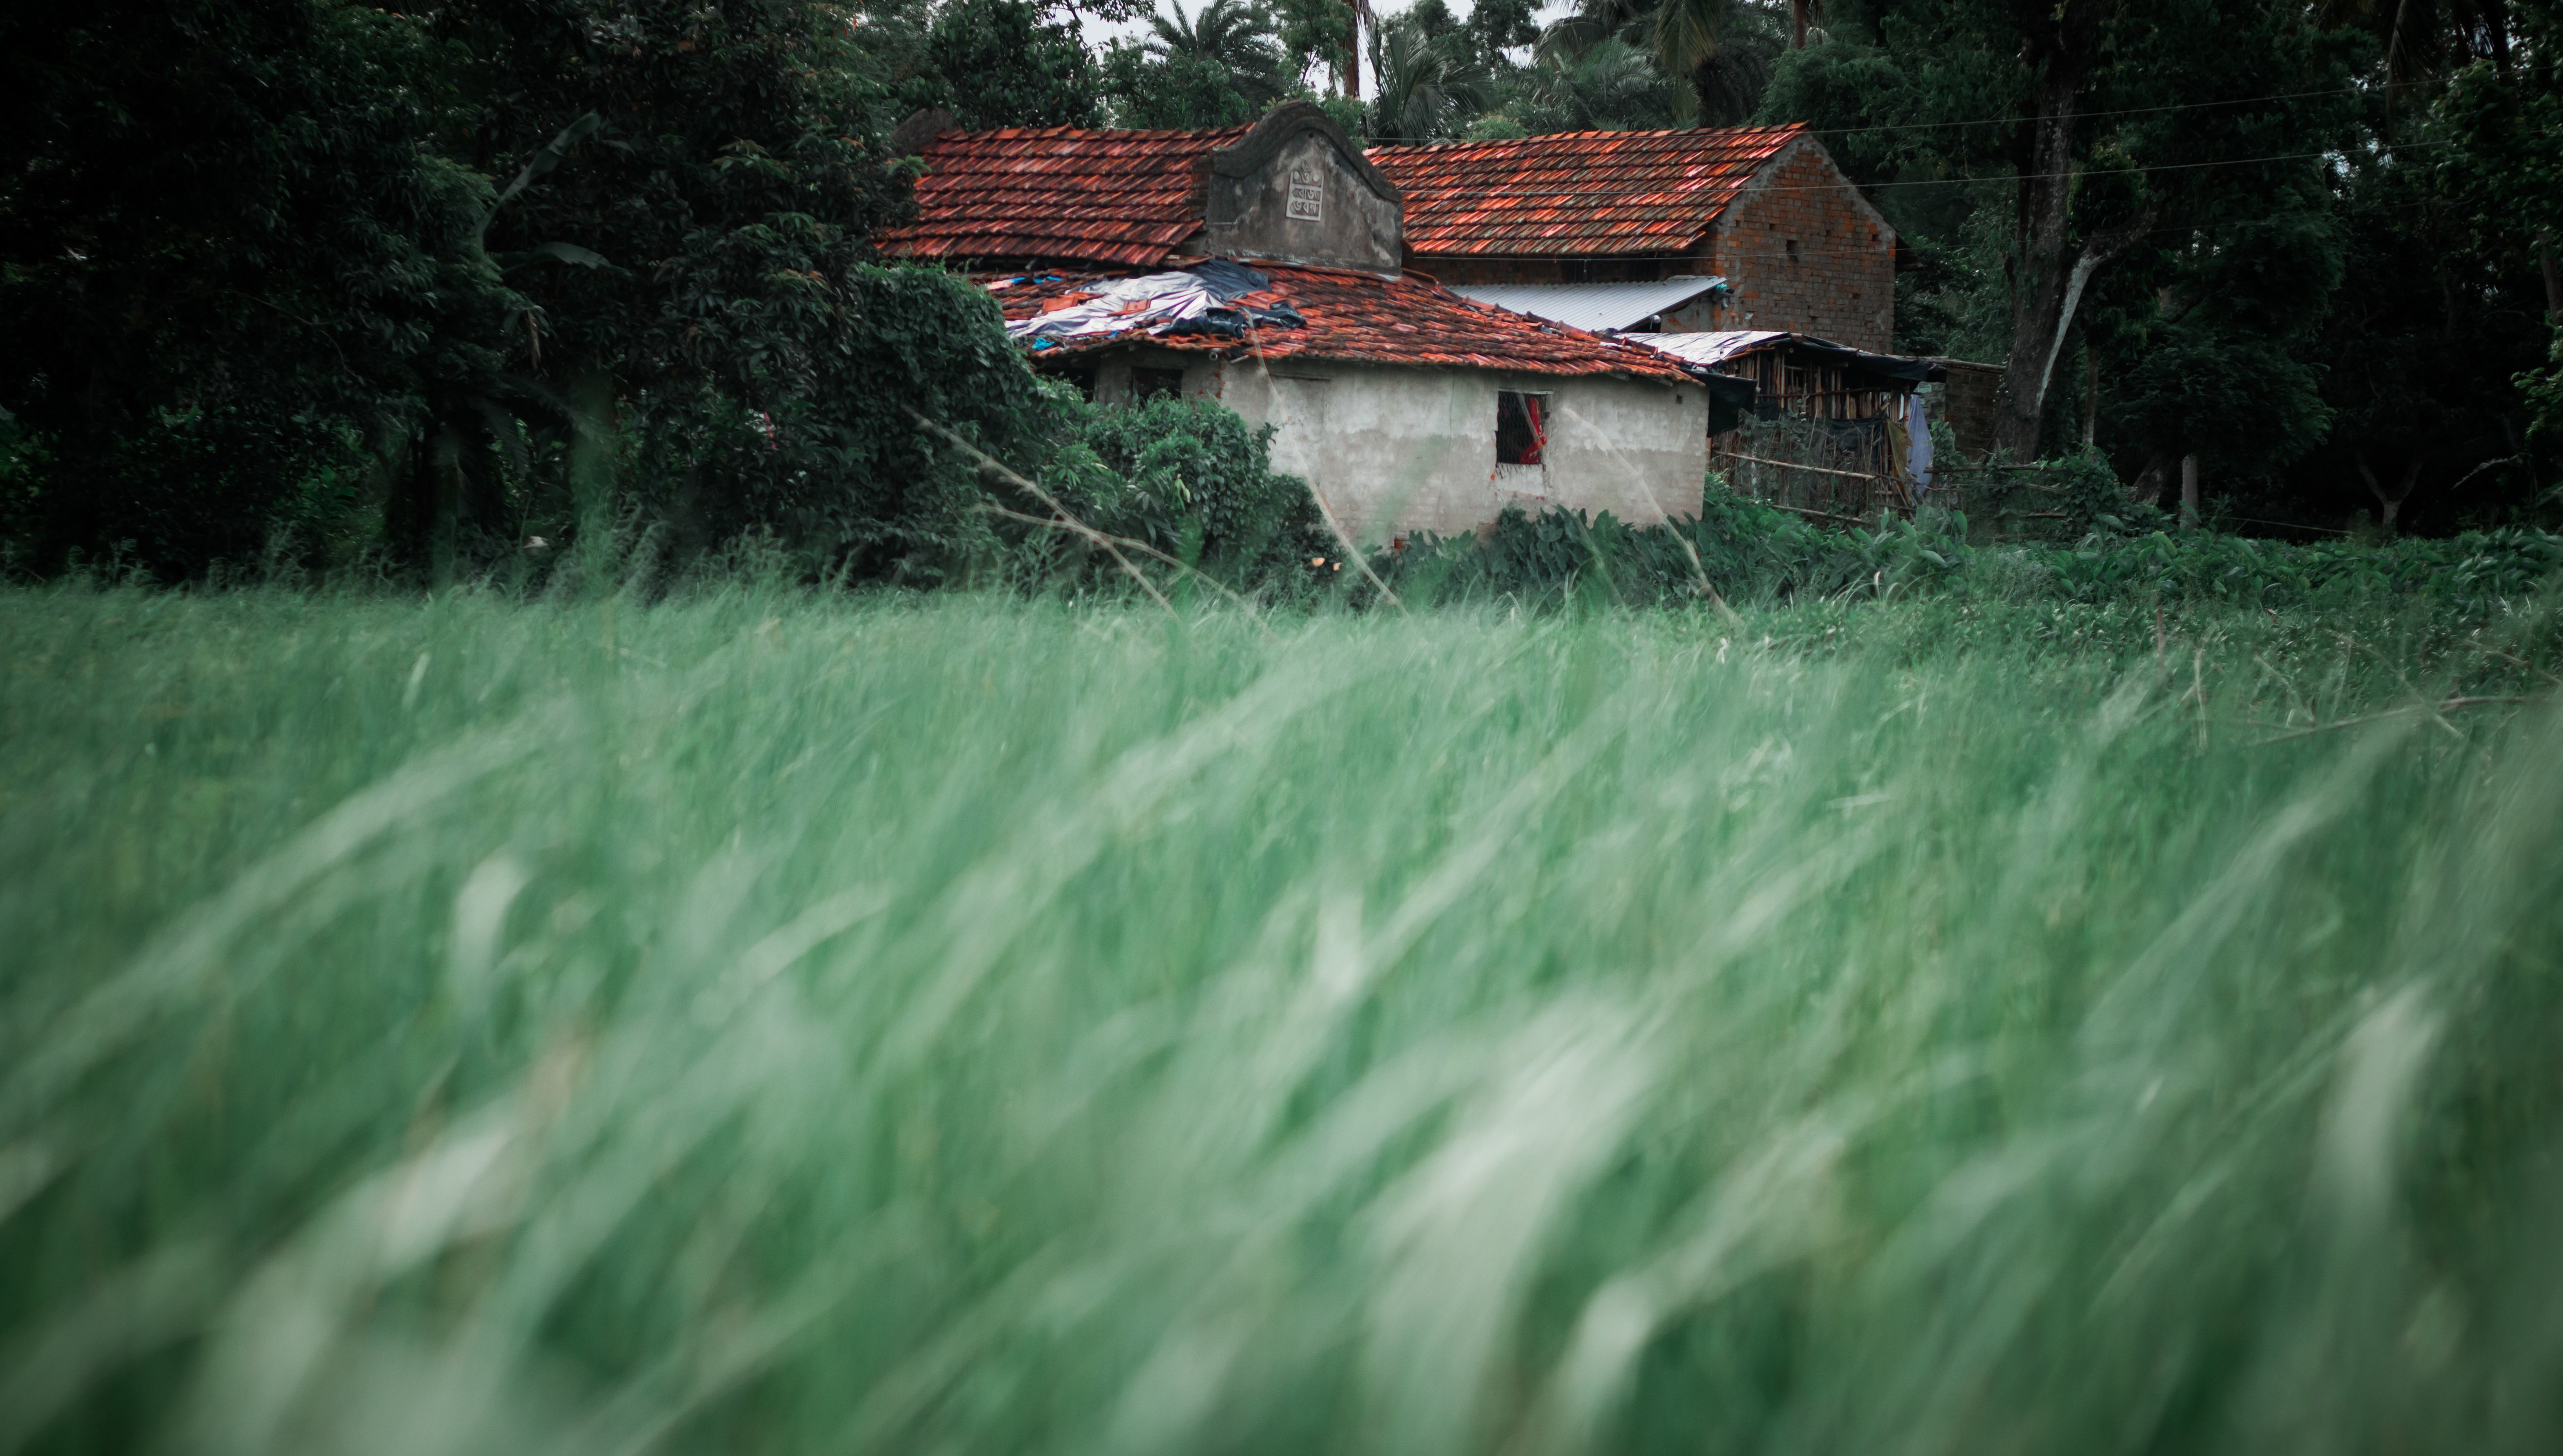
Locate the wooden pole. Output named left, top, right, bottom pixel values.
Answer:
left=2180, top=453, right=2200, bottom=528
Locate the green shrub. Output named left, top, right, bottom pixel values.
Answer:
left=2038, top=523, right=2563, bottom=613
left=1384, top=489, right=1971, bottom=608
left=621, top=265, right=1072, bottom=584
left=1374, top=477, right=2562, bottom=621
left=1052, top=393, right=1328, bottom=593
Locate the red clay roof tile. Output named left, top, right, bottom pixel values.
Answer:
left=987, top=265, right=1696, bottom=383
left=1368, top=126, right=1805, bottom=258
left=879, top=125, right=1254, bottom=268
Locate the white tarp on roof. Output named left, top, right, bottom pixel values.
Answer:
left=1619, top=329, right=1787, bottom=367
left=1451, top=276, right=1727, bottom=334
left=1001, top=271, right=1218, bottom=341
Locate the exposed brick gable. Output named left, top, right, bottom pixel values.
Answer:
left=1375, top=130, right=1897, bottom=349
left=1694, top=138, right=1895, bottom=351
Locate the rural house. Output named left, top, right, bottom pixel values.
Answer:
left=1368, top=126, right=1899, bottom=351
left=881, top=104, right=1709, bottom=539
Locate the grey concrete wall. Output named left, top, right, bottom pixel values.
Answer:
left=1201, top=130, right=1401, bottom=273
left=1083, top=347, right=1225, bottom=406
left=1214, top=361, right=1710, bottom=540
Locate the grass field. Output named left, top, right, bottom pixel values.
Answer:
left=3, top=581, right=2561, bottom=1455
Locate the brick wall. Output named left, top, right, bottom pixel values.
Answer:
left=1693, top=142, right=1894, bottom=351
left=1401, top=140, right=1895, bottom=349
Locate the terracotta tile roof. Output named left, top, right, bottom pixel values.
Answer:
left=878, top=125, right=1253, bottom=268
left=986, top=265, right=1695, bottom=383
left=1369, top=125, right=1806, bottom=258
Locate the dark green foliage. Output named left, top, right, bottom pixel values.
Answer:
left=1, top=0, right=1127, bottom=583
left=2038, top=521, right=2563, bottom=612
left=2525, top=336, right=2563, bottom=452
left=1094, top=0, right=1298, bottom=132
left=1466, top=0, right=1542, bottom=64
left=435, top=0, right=927, bottom=567
left=1385, top=491, right=1973, bottom=607
left=1367, top=15, right=1495, bottom=141
left=0, top=0, right=516, bottom=576
left=915, top=0, right=1106, bottom=128
left=2111, top=329, right=2334, bottom=482
left=1270, top=0, right=1357, bottom=93
left=1064, top=394, right=1328, bottom=587
left=1376, top=480, right=2563, bottom=618
left=622, top=266, right=1073, bottom=579
left=1103, top=48, right=1254, bottom=128
left=1102, top=44, right=1263, bottom=128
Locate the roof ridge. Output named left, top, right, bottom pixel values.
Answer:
left=1367, top=122, right=1807, bottom=154
left=940, top=122, right=1256, bottom=145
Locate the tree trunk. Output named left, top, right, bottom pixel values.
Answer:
left=2540, top=229, right=2561, bottom=325
left=2129, top=450, right=2169, bottom=506
left=2179, top=454, right=2199, bottom=527
left=1991, top=2, right=2145, bottom=462
left=430, top=427, right=462, bottom=587
left=1342, top=0, right=1364, bottom=96
left=1790, top=0, right=1809, bottom=47
left=2357, top=453, right=2424, bottom=534
left=569, top=366, right=618, bottom=589
left=2081, top=345, right=2099, bottom=449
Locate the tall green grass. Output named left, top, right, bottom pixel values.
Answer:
left=2, top=583, right=2560, bottom=1455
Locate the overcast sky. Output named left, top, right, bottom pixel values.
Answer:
left=1076, top=0, right=1582, bottom=100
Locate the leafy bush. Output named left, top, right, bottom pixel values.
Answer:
left=1385, top=488, right=1971, bottom=607
left=621, top=265, right=1073, bottom=583
left=1023, top=392, right=1327, bottom=594
left=2036, top=522, right=2563, bottom=614
left=1368, top=475, right=2563, bottom=621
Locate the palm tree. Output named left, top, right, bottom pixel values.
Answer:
left=2320, top=0, right=2514, bottom=87
left=1535, top=0, right=1777, bottom=125
left=1366, top=16, right=1490, bottom=140
left=1646, top=0, right=1743, bottom=121
left=1147, top=0, right=1290, bottom=107
left=1540, top=38, right=1684, bottom=131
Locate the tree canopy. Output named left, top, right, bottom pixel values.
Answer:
left=1, top=0, right=2556, bottom=578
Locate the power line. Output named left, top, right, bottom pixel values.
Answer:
left=1767, top=126, right=2549, bottom=193
left=1758, top=145, right=2398, bottom=193
left=1793, top=80, right=2428, bottom=141
left=1384, top=81, right=2430, bottom=153
left=1410, top=200, right=2438, bottom=267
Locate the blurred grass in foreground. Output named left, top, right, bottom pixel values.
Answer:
left=2, top=583, right=2561, bottom=1456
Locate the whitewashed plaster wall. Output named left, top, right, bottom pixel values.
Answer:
left=1214, top=359, right=1709, bottom=541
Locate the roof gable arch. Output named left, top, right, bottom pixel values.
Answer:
left=1208, top=103, right=1401, bottom=208
left=876, top=102, right=1406, bottom=272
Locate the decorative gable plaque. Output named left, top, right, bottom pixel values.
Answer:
left=1287, top=168, right=1324, bottom=222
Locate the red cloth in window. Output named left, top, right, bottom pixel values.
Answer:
left=1519, top=394, right=1544, bottom=465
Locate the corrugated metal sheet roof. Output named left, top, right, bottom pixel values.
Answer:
left=1622, top=330, right=1789, bottom=367
left=1370, top=127, right=1804, bottom=258
left=1628, top=331, right=1945, bottom=384
left=1451, top=276, right=1727, bottom=333
left=986, top=265, right=1696, bottom=382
